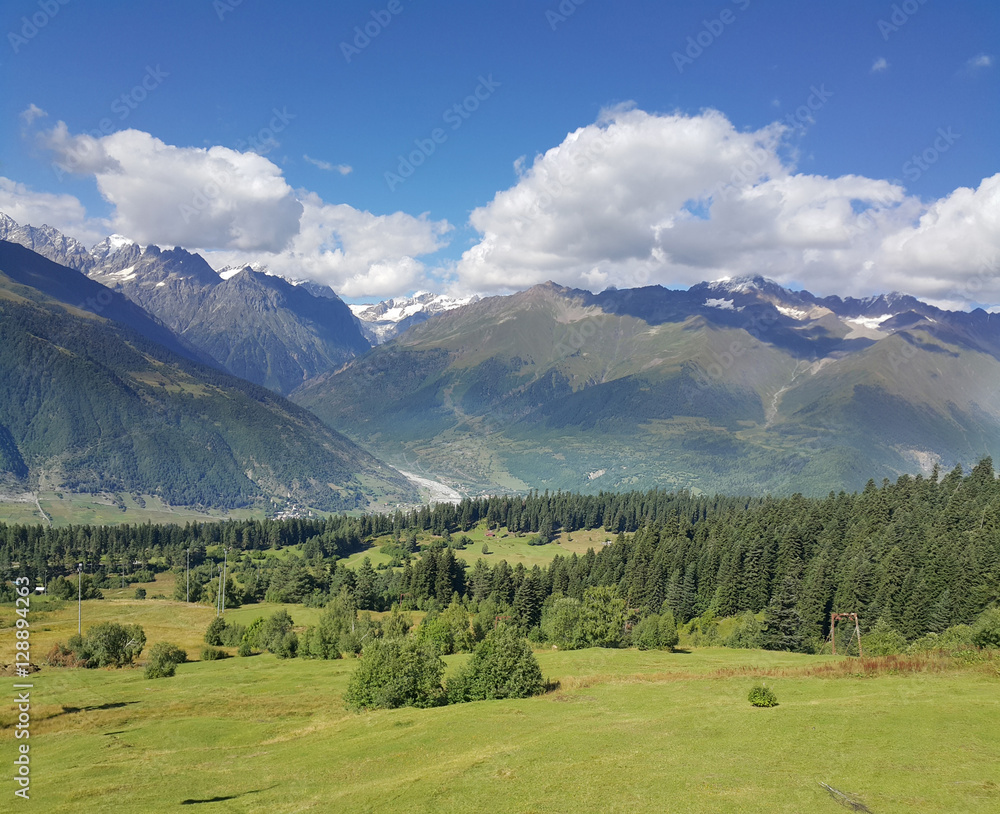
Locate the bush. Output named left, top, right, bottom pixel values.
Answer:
left=220, top=622, right=246, bottom=647
left=862, top=618, right=908, bottom=656
left=724, top=612, right=763, bottom=650
left=237, top=640, right=253, bottom=657
left=274, top=631, right=298, bottom=659
left=204, top=617, right=226, bottom=646
left=201, top=647, right=228, bottom=661
left=145, top=642, right=187, bottom=679
left=633, top=614, right=671, bottom=650
left=447, top=624, right=545, bottom=703
left=60, top=623, right=146, bottom=668
left=748, top=684, right=779, bottom=707
left=134, top=587, right=146, bottom=600
left=344, top=638, right=445, bottom=711
left=971, top=607, right=1000, bottom=650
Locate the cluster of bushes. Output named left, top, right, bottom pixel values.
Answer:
left=145, top=642, right=187, bottom=678
left=47, top=622, right=146, bottom=668
left=539, top=588, right=678, bottom=651
left=344, top=624, right=546, bottom=711
left=203, top=610, right=298, bottom=659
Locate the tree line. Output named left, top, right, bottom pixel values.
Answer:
left=4, top=461, right=1000, bottom=649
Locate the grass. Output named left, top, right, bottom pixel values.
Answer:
left=3, top=600, right=999, bottom=813
left=0, top=491, right=259, bottom=527
left=341, top=524, right=610, bottom=573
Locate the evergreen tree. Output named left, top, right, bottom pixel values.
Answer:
left=761, top=576, right=808, bottom=652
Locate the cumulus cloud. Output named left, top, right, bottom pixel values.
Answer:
left=0, top=177, right=108, bottom=246
left=303, top=155, right=352, bottom=175
left=20, top=103, right=47, bottom=126
left=456, top=107, right=1000, bottom=308
left=38, top=123, right=301, bottom=252
left=22, top=120, right=452, bottom=296
left=203, top=192, right=451, bottom=297
left=871, top=57, right=889, bottom=73
left=965, top=53, right=993, bottom=71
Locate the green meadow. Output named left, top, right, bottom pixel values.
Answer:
left=2, top=597, right=999, bottom=813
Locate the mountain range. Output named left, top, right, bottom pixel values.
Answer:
left=0, top=237, right=417, bottom=510
left=293, top=278, right=1000, bottom=497
left=349, top=292, right=480, bottom=344
left=0, top=214, right=370, bottom=396
left=3, top=211, right=998, bottom=504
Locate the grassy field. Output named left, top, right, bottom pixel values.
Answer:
left=341, top=525, right=611, bottom=571
left=2, top=597, right=999, bottom=813
left=0, top=491, right=259, bottom=527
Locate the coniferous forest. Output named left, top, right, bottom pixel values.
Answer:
left=4, top=461, right=999, bottom=651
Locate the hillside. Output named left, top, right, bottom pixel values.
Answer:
left=0, top=240, right=417, bottom=511
left=293, top=278, right=1000, bottom=496
left=0, top=215, right=371, bottom=395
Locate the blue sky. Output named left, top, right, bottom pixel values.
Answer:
left=1, top=0, right=998, bottom=307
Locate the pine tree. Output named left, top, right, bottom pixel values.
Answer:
left=761, top=576, right=808, bottom=652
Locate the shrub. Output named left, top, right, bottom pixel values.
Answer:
left=724, top=612, right=763, bottom=650
left=62, top=623, right=146, bottom=668
left=447, top=624, right=545, bottom=703
left=345, top=638, right=445, bottom=711
left=134, top=587, right=146, bottom=600
left=748, top=684, right=779, bottom=707
left=971, top=607, right=1000, bottom=650
left=204, top=617, right=226, bottom=646
left=862, top=618, right=908, bottom=656
left=220, top=622, right=246, bottom=647
left=237, top=640, right=253, bottom=657
left=200, top=647, right=228, bottom=661
left=274, top=631, right=298, bottom=659
left=541, top=596, right=583, bottom=650
left=145, top=642, right=187, bottom=679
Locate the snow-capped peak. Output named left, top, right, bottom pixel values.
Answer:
left=350, top=292, right=480, bottom=343
left=350, top=292, right=478, bottom=323
left=216, top=262, right=270, bottom=280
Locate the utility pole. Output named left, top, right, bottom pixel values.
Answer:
left=77, top=562, right=83, bottom=635
left=221, top=547, right=229, bottom=616
left=216, top=565, right=223, bottom=617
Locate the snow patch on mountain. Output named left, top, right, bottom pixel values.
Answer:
left=351, top=292, right=480, bottom=343
left=846, top=314, right=893, bottom=331
left=776, top=305, right=809, bottom=320
left=704, top=297, right=740, bottom=311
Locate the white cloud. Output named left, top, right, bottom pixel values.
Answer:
left=965, top=53, right=993, bottom=71
left=871, top=57, right=889, bottom=73
left=456, top=108, right=1000, bottom=308
left=37, top=124, right=302, bottom=252
left=203, top=192, right=452, bottom=297
left=303, top=155, right=352, bottom=175
left=20, top=104, right=47, bottom=126
left=22, top=121, right=452, bottom=297
left=0, top=177, right=107, bottom=245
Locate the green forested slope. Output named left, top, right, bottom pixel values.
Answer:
left=0, top=246, right=416, bottom=510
